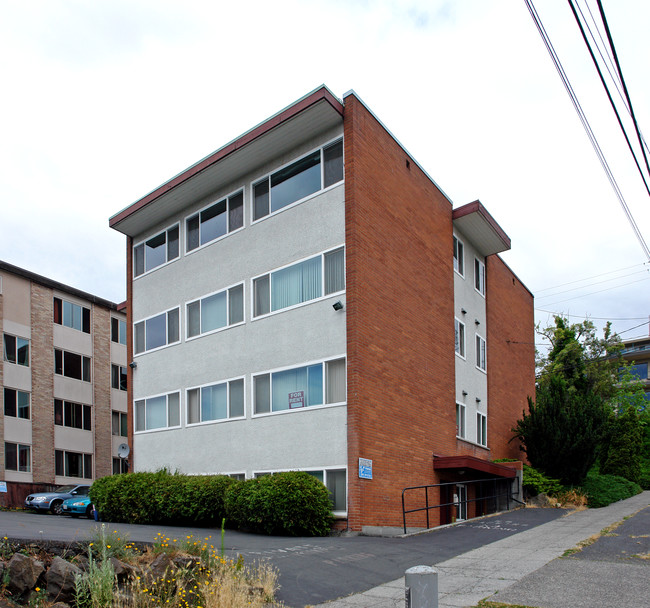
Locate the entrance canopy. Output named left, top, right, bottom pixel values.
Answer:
left=433, top=455, right=517, bottom=479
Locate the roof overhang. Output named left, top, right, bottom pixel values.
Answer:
left=433, top=455, right=517, bottom=479
left=452, top=200, right=511, bottom=257
left=109, top=86, right=344, bottom=237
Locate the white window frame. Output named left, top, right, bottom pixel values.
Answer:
left=55, top=449, right=93, bottom=479
left=252, top=356, right=347, bottom=417
left=456, top=403, right=466, bottom=439
left=54, top=348, right=91, bottom=382
left=54, top=297, right=91, bottom=334
left=454, top=318, right=466, bottom=359
left=476, top=334, right=487, bottom=372
left=3, top=387, right=31, bottom=420
left=111, top=317, right=127, bottom=345
left=134, top=307, right=181, bottom=355
left=112, top=411, right=128, bottom=437
left=477, top=412, right=487, bottom=446
left=3, top=333, right=30, bottom=367
left=186, top=282, right=245, bottom=340
left=4, top=442, right=31, bottom=473
left=474, top=258, right=486, bottom=296
left=453, top=235, right=465, bottom=277
left=251, top=466, right=348, bottom=516
left=111, top=364, right=128, bottom=391
left=54, top=399, right=92, bottom=431
left=186, top=375, right=246, bottom=426
left=252, top=246, right=345, bottom=319
left=251, top=137, right=344, bottom=223
left=134, top=390, right=182, bottom=433
left=133, top=222, right=180, bottom=279
left=185, top=189, right=244, bottom=254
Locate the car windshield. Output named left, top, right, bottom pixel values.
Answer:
left=76, top=487, right=90, bottom=495
left=54, top=485, right=78, bottom=493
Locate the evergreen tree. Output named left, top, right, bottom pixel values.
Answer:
left=601, top=406, right=643, bottom=483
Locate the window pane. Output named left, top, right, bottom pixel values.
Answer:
left=229, top=284, right=244, bottom=325
left=4, top=334, right=16, bottom=363
left=82, top=357, right=91, bottom=382
left=83, top=307, right=91, bottom=334
left=83, top=453, right=93, bottom=479
left=229, top=191, right=244, bottom=231
left=168, top=393, right=180, bottom=427
left=64, top=351, right=82, bottom=380
left=253, top=179, right=269, bottom=220
left=187, top=215, right=200, bottom=251
left=326, top=359, right=346, bottom=403
left=307, top=364, right=323, bottom=406
left=145, top=232, right=166, bottom=272
left=323, top=140, right=344, bottom=187
left=55, top=400, right=63, bottom=425
left=112, top=411, right=120, bottom=435
left=187, top=388, right=200, bottom=424
left=230, top=379, right=244, bottom=418
left=55, top=349, right=63, bottom=375
left=201, top=200, right=227, bottom=245
left=55, top=450, right=63, bottom=476
left=167, top=226, right=179, bottom=260
left=327, top=469, right=347, bottom=511
left=324, top=248, right=345, bottom=294
left=145, top=314, right=166, bottom=350
left=168, top=309, right=180, bottom=344
left=254, top=374, right=270, bottom=414
left=146, top=396, right=167, bottom=430
left=83, top=404, right=92, bottom=430
left=19, top=445, right=31, bottom=472
left=111, top=318, right=118, bottom=342
left=119, top=366, right=127, bottom=391
left=271, top=151, right=321, bottom=212
left=54, top=298, right=62, bottom=324
left=119, top=320, right=127, bottom=345
left=271, top=256, right=322, bottom=311
left=120, top=413, right=128, bottom=436
left=135, top=400, right=145, bottom=432
left=134, top=244, right=144, bottom=277
left=5, top=443, right=17, bottom=471
left=135, top=322, right=145, bottom=354
left=202, top=383, right=227, bottom=421
left=201, top=292, right=227, bottom=333
left=254, top=275, right=270, bottom=317
left=4, top=389, right=16, bottom=416
left=17, top=338, right=29, bottom=366
left=17, top=391, right=30, bottom=419
left=187, top=301, right=201, bottom=338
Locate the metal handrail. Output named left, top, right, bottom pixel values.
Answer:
left=401, top=476, right=515, bottom=534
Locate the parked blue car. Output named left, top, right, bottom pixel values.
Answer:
left=24, top=484, right=90, bottom=515
left=61, top=494, right=94, bottom=518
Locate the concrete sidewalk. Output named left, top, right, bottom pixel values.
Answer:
left=314, top=491, right=650, bottom=608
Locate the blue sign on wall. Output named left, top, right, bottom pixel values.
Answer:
left=359, top=457, right=373, bottom=479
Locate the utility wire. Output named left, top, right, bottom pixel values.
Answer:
left=534, top=262, right=648, bottom=293
left=535, top=269, right=649, bottom=300
left=543, top=275, right=650, bottom=307
left=535, top=309, right=648, bottom=321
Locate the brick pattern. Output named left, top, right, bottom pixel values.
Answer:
left=344, top=95, right=457, bottom=530
left=485, top=256, right=535, bottom=461
left=31, top=283, right=55, bottom=482
left=0, top=285, right=4, bottom=480
left=93, top=305, right=112, bottom=479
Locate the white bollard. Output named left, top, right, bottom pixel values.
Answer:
left=405, top=565, right=438, bottom=608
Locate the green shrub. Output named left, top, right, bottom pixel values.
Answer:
left=600, top=407, right=643, bottom=483
left=225, top=471, right=333, bottom=536
left=522, top=464, right=563, bottom=497
left=579, top=471, right=642, bottom=508
left=90, top=471, right=237, bottom=526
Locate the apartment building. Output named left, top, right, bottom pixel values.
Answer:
left=109, top=86, right=535, bottom=532
left=1, top=261, right=128, bottom=506
left=621, top=334, right=650, bottom=401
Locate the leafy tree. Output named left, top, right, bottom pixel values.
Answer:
left=601, top=405, right=643, bottom=483
left=512, top=374, right=608, bottom=485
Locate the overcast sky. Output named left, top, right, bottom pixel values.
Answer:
left=1, top=0, right=648, bottom=345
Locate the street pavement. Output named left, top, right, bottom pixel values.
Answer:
left=1, top=491, right=648, bottom=607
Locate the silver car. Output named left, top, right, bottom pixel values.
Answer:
left=24, top=484, right=90, bottom=515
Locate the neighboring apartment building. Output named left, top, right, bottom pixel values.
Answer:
left=109, top=86, right=535, bottom=532
left=621, top=334, right=650, bottom=402
left=0, top=261, right=128, bottom=506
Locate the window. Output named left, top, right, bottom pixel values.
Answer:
left=187, top=284, right=244, bottom=339
left=133, top=224, right=180, bottom=277
left=54, top=399, right=92, bottom=431
left=113, top=458, right=129, bottom=474
left=628, top=362, right=648, bottom=381
left=253, top=247, right=345, bottom=317
left=456, top=403, right=466, bottom=438
left=253, top=139, right=343, bottom=221
left=111, top=318, right=127, bottom=345
left=111, top=364, right=127, bottom=391
left=455, top=319, right=465, bottom=358
left=4, top=388, right=30, bottom=419
left=453, top=235, right=464, bottom=276
left=3, top=334, right=29, bottom=367
left=134, top=392, right=181, bottom=432
left=134, top=308, right=180, bottom=354
left=54, top=349, right=91, bottom=382
left=186, top=190, right=244, bottom=252
left=112, top=411, right=128, bottom=436
left=254, top=358, right=346, bottom=414
left=476, top=335, right=486, bottom=371
left=187, top=378, right=244, bottom=424
left=54, top=298, right=90, bottom=333
left=477, top=412, right=487, bottom=446
left=5, top=442, right=31, bottom=472
left=475, top=258, right=486, bottom=296
left=55, top=450, right=92, bottom=479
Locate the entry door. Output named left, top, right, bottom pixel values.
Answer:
left=455, top=484, right=468, bottom=521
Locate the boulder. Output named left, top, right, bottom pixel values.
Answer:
left=109, top=556, right=138, bottom=582
left=46, top=556, right=81, bottom=603
left=6, top=553, right=45, bottom=596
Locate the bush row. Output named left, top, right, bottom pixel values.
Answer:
left=90, top=470, right=333, bottom=536
left=579, top=471, right=642, bottom=508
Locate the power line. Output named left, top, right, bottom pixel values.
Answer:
left=543, top=275, right=650, bottom=307
left=535, top=309, right=648, bottom=321
left=534, top=262, right=648, bottom=293
left=535, top=269, right=649, bottom=300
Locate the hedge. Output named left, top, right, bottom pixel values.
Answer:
left=579, top=472, right=642, bottom=508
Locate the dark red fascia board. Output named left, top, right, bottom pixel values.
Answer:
left=433, top=454, right=517, bottom=479
left=109, top=86, right=344, bottom=228
left=452, top=200, right=511, bottom=250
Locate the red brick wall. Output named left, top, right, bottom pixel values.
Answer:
left=486, top=256, right=535, bottom=461
left=126, top=236, right=134, bottom=469
left=344, top=94, right=456, bottom=530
